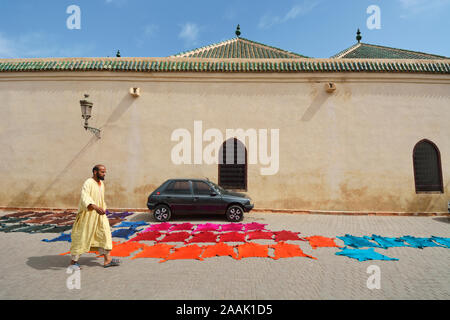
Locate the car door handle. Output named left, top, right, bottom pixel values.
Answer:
left=193, top=197, right=199, bottom=201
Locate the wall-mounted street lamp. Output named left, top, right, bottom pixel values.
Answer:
left=325, top=82, right=336, bottom=93
left=79, top=94, right=101, bottom=139
left=130, top=87, right=140, bottom=97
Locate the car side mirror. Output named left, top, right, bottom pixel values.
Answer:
left=210, top=191, right=218, bottom=196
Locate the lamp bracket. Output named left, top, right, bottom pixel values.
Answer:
left=84, top=126, right=101, bottom=139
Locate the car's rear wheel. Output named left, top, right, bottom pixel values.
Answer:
left=226, top=205, right=244, bottom=222
left=153, top=204, right=171, bottom=222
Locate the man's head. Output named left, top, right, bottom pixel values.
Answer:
left=92, top=164, right=106, bottom=181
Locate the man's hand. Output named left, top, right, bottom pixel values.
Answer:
left=88, top=204, right=106, bottom=215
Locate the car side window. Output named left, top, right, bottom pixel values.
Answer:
left=165, top=181, right=191, bottom=195
left=193, top=181, right=212, bottom=195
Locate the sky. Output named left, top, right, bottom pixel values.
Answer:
left=0, top=0, right=449, bottom=59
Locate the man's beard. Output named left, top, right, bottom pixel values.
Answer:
left=96, top=173, right=105, bottom=180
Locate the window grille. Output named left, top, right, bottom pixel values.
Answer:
left=413, top=140, right=443, bottom=193
left=218, top=138, right=247, bottom=190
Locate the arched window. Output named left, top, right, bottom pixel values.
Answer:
left=413, top=139, right=443, bottom=193
left=218, top=138, right=247, bottom=191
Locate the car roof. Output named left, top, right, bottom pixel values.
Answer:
left=166, top=178, right=211, bottom=183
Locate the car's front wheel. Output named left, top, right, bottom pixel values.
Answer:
left=153, top=204, right=171, bottom=222
left=226, top=205, right=244, bottom=222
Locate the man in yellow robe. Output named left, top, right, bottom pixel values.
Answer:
left=70, top=165, right=120, bottom=268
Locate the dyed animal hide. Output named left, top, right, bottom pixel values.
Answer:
left=158, top=232, right=191, bottom=243
left=304, top=236, right=342, bottom=249
left=109, top=242, right=147, bottom=257
left=273, top=230, right=302, bottom=242
left=24, top=217, right=56, bottom=224
left=42, top=233, right=72, bottom=242
left=431, top=236, right=450, bottom=248
left=244, top=222, right=267, bottom=231
left=108, top=218, right=123, bottom=227
left=185, top=231, right=218, bottom=244
left=144, top=223, right=172, bottom=232
left=201, top=243, right=237, bottom=259
left=160, top=244, right=204, bottom=262
left=235, top=243, right=270, bottom=260
left=218, top=232, right=247, bottom=243
left=130, top=244, right=175, bottom=260
left=111, top=227, right=139, bottom=240
left=270, top=242, right=317, bottom=260
left=337, top=234, right=382, bottom=248
left=15, top=225, right=55, bottom=233
left=106, top=211, right=134, bottom=219
left=246, top=231, right=274, bottom=240
left=194, top=223, right=221, bottom=232
left=39, top=225, right=72, bottom=233
left=129, top=231, right=162, bottom=242
left=335, top=248, right=398, bottom=261
left=1, top=212, right=35, bottom=218
left=220, top=223, right=244, bottom=232
left=113, top=221, right=149, bottom=229
left=399, top=236, right=446, bottom=249
left=169, top=223, right=195, bottom=231
left=366, top=235, right=409, bottom=249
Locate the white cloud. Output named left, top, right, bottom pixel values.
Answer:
left=258, top=1, right=320, bottom=29
left=0, top=32, right=95, bottom=58
left=178, top=23, right=200, bottom=47
left=144, top=24, right=159, bottom=37
left=399, top=0, right=421, bottom=7
left=224, top=7, right=237, bottom=20
left=398, top=0, right=450, bottom=17
left=135, top=24, right=159, bottom=48
left=0, top=33, right=16, bottom=58
left=105, top=0, right=128, bottom=7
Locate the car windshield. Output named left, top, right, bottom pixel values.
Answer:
left=208, top=181, right=226, bottom=194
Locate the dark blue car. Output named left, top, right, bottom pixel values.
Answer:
left=147, top=179, right=254, bottom=222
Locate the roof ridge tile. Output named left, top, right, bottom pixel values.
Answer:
left=170, top=36, right=308, bottom=59
left=332, top=42, right=448, bottom=60
left=0, top=57, right=449, bottom=74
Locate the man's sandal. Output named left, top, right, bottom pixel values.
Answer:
left=104, top=258, right=121, bottom=268
left=70, top=262, right=82, bottom=270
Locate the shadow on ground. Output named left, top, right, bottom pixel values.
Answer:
left=432, top=217, right=450, bottom=224
left=128, top=212, right=265, bottom=223
left=26, top=255, right=100, bottom=271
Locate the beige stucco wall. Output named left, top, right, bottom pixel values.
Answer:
left=0, top=71, right=449, bottom=212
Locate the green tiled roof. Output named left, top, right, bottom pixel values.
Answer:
left=0, top=58, right=449, bottom=74
left=332, top=42, right=448, bottom=60
left=171, top=37, right=308, bottom=59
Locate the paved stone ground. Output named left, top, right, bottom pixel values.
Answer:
left=0, top=211, right=449, bottom=300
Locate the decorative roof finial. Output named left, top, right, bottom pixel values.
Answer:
left=356, top=28, right=362, bottom=43
left=116, top=50, right=121, bottom=57
left=235, top=24, right=241, bottom=37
